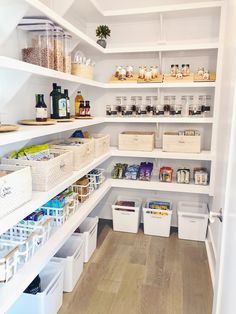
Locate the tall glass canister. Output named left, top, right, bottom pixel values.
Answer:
left=53, top=26, right=64, bottom=72
left=63, top=32, right=72, bottom=73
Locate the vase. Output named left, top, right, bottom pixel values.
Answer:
left=97, top=39, right=107, bottom=48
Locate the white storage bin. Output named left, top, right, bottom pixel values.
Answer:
left=143, top=200, right=173, bottom=237
left=2, top=149, right=73, bottom=191
left=92, top=134, right=110, bottom=158
left=7, top=260, right=64, bottom=314
left=78, top=217, right=98, bottom=262
left=0, top=243, right=19, bottom=283
left=112, top=197, right=141, bottom=233
left=53, top=233, right=84, bottom=292
left=50, top=138, right=95, bottom=171
left=0, top=165, right=32, bottom=219
left=177, top=201, right=208, bottom=241
left=162, top=134, right=201, bottom=153
left=119, top=132, right=155, bottom=151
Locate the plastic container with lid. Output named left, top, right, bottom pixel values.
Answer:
left=63, top=32, right=72, bottom=73
left=53, top=26, right=64, bottom=72
left=18, top=18, right=54, bottom=69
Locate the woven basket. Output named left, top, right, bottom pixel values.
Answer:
left=92, top=134, right=110, bottom=158
left=71, top=64, right=94, bottom=80
left=2, top=149, right=73, bottom=191
left=50, top=138, right=95, bottom=170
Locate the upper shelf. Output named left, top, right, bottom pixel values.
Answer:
left=23, top=0, right=220, bottom=54
left=0, top=56, right=217, bottom=90
left=90, top=0, right=223, bottom=17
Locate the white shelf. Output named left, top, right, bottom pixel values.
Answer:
left=110, top=178, right=211, bottom=194
left=105, top=117, right=214, bottom=124
left=0, top=180, right=111, bottom=314
left=21, top=0, right=220, bottom=55
left=110, top=147, right=214, bottom=161
left=0, top=152, right=110, bottom=235
left=91, top=0, right=223, bottom=17
left=0, top=57, right=104, bottom=88
left=106, top=82, right=216, bottom=88
left=0, top=117, right=104, bottom=146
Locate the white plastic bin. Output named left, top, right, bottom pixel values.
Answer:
left=177, top=201, right=208, bottom=241
left=112, top=197, right=141, bottom=233
left=52, top=233, right=84, bottom=292
left=78, top=217, right=98, bottom=263
left=7, top=260, right=64, bottom=314
left=143, top=200, right=172, bottom=237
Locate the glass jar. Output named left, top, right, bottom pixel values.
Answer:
left=53, top=26, right=64, bottom=72
left=18, top=18, right=54, bottom=68
left=63, top=32, right=72, bottom=73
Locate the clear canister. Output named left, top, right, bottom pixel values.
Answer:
left=53, top=26, right=64, bottom=72
left=63, top=32, right=72, bottom=73
left=18, top=18, right=54, bottom=68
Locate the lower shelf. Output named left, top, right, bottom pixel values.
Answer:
left=0, top=181, right=111, bottom=314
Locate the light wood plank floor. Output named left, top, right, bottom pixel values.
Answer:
left=59, top=220, right=213, bottom=314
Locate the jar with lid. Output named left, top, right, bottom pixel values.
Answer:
left=53, top=26, right=64, bottom=72
left=18, top=18, right=54, bottom=68
left=63, top=32, right=72, bottom=73
left=164, top=96, right=171, bottom=116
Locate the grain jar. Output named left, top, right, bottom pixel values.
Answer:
left=63, top=32, right=72, bottom=74
left=54, top=26, right=64, bottom=72
left=18, top=18, right=54, bottom=69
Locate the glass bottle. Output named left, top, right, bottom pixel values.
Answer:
left=35, top=94, right=47, bottom=122
left=58, top=86, right=67, bottom=118
left=64, top=89, right=70, bottom=118
left=50, top=84, right=61, bottom=119
left=85, top=100, right=91, bottom=116
left=75, top=91, right=84, bottom=117
left=79, top=101, right=86, bottom=116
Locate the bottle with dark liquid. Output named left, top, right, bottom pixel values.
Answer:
left=64, top=89, right=70, bottom=118
left=35, top=94, right=47, bottom=122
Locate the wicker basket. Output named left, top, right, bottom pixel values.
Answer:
left=2, top=149, right=73, bottom=191
left=71, top=64, right=94, bottom=80
left=91, top=134, right=110, bottom=158
left=50, top=138, right=95, bottom=171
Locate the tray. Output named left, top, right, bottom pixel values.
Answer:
left=193, top=73, right=216, bottom=82
left=52, top=118, right=75, bottom=123
left=18, top=119, right=57, bottom=126
left=137, top=75, right=163, bottom=83
left=163, top=73, right=194, bottom=83
left=74, top=116, right=93, bottom=120
left=0, top=124, right=18, bottom=132
left=110, top=74, right=138, bottom=83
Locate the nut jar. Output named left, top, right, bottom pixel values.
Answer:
left=53, top=26, right=64, bottom=72
left=63, top=32, right=72, bottom=73
left=18, top=18, right=54, bottom=68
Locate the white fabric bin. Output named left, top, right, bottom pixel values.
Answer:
left=52, top=233, right=84, bottom=292
left=112, top=197, right=141, bottom=233
left=177, top=201, right=208, bottom=241
left=143, top=200, right=172, bottom=237
left=78, top=217, right=98, bottom=263
left=7, top=260, right=64, bottom=314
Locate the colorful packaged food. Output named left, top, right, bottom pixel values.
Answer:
left=176, top=168, right=190, bottom=184
left=159, top=167, right=173, bottom=182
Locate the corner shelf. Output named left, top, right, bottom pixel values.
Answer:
left=105, top=117, right=214, bottom=124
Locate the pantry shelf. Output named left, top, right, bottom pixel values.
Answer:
left=0, top=117, right=104, bottom=146
left=110, top=147, right=214, bottom=161
left=104, top=117, right=214, bottom=124
left=0, top=180, right=111, bottom=314
left=0, top=152, right=110, bottom=235
left=106, top=82, right=216, bottom=89
left=110, top=178, right=211, bottom=195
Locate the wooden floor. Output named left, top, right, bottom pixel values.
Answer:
left=59, top=220, right=213, bottom=314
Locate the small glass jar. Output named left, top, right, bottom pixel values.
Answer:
left=53, top=26, right=64, bottom=72
left=164, top=96, right=171, bottom=116
left=63, top=32, right=72, bottom=73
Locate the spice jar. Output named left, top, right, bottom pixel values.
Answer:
left=53, top=26, right=64, bottom=72
left=63, top=32, right=72, bottom=73
left=18, top=18, right=54, bottom=68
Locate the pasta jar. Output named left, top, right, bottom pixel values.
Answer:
left=63, top=32, right=72, bottom=73
left=18, top=18, right=54, bottom=68
left=53, top=26, right=64, bottom=72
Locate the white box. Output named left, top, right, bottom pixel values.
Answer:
left=0, top=165, right=32, bottom=219
left=2, top=149, right=73, bottom=191
left=92, top=134, right=110, bottom=158
left=112, top=197, right=141, bottom=233
left=143, top=200, right=173, bottom=237
left=119, top=132, right=154, bottom=151
left=7, top=261, right=64, bottom=314
left=163, top=134, right=201, bottom=153
left=50, top=138, right=95, bottom=171
left=53, top=233, right=84, bottom=292
left=177, top=201, right=208, bottom=241
left=78, top=217, right=98, bottom=263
